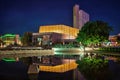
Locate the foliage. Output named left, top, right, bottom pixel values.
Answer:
left=76, top=58, right=113, bottom=80
left=21, top=32, right=33, bottom=46
left=76, top=20, right=113, bottom=47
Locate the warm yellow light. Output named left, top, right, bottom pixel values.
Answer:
left=39, top=62, right=78, bottom=73
left=39, top=25, right=79, bottom=39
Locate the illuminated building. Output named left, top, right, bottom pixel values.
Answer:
left=109, top=35, right=117, bottom=42
left=39, top=25, right=79, bottom=39
left=32, top=32, right=63, bottom=45
left=73, top=4, right=89, bottom=29
left=79, top=10, right=89, bottom=29
left=32, top=25, right=79, bottom=46
left=0, top=39, right=4, bottom=48
left=0, top=34, right=21, bottom=46
left=108, top=34, right=120, bottom=46
left=73, top=4, right=79, bottom=29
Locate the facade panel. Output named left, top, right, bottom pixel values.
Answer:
left=39, top=25, right=79, bottom=39
left=73, top=4, right=89, bottom=29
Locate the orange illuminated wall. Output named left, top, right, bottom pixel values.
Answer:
left=39, top=25, right=79, bottom=39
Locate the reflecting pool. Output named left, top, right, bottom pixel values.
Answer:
left=0, top=51, right=120, bottom=80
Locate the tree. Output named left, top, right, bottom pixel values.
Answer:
left=76, top=20, right=113, bottom=48
left=21, top=32, right=32, bottom=46
left=116, top=35, right=120, bottom=44
left=76, top=58, right=113, bottom=80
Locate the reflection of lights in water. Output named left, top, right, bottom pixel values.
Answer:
left=54, top=51, right=85, bottom=60
left=39, top=62, right=78, bottom=73
left=106, top=42, right=110, bottom=46
left=54, top=51, right=84, bottom=55
left=80, top=46, right=84, bottom=51
left=79, top=52, right=84, bottom=60
left=53, top=48, right=82, bottom=52
left=104, top=56, right=118, bottom=62
left=2, top=58, right=16, bottom=62
left=85, top=47, right=93, bottom=51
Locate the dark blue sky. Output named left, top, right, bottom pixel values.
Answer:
left=0, top=0, right=120, bottom=36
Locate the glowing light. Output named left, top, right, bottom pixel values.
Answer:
left=53, top=48, right=82, bottom=52
left=39, top=62, right=78, bottom=73
left=39, top=25, right=79, bottom=38
left=2, top=58, right=16, bottom=62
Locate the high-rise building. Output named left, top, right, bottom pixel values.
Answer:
left=79, top=10, right=89, bottom=29
left=73, top=4, right=89, bottom=29
left=73, top=4, right=79, bottom=29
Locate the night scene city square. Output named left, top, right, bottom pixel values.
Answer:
left=0, top=0, right=120, bottom=80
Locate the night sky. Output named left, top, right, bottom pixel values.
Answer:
left=0, top=0, right=120, bottom=36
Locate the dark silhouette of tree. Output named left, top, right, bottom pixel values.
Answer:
left=21, top=32, right=32, bottom=46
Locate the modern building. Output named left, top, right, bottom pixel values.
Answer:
left=79, top=10, right=90, bottom=29
left=32, top=32, right=63, bottom=46
left=108, top=34, right=120, bottom=46
left=33, top=5, right=90, bottom=45
left=73, top=4, right=79, bottom=29
left=73, top=4, right=89, bottom=29
left=0, top=34, right=21, bottom=46
left=32, top=25, right=79, bottom=46
left=39, top=25, right=79, bottom=39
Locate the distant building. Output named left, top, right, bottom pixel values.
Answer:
left=0, top=34, right=21, bottom=46
left=79, top=10, right=89, bottom=29
left=73, top=4, right=89, bottom=29
left=109, top=35, right=117, bottom=42
left=108, top=34, right=120, bottom=46
left=0, top=39, right=4, bottom=48
left=73, top=4, right=79, bottom=29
